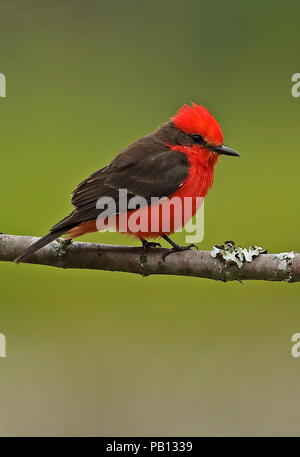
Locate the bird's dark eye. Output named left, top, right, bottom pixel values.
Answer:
left=192, top=135, right=204, bottom=144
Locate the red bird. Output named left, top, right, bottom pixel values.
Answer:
left=15, top=103, right=239, bottom=263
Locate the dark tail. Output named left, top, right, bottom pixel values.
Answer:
left=14, top=227, right=70, bottom=264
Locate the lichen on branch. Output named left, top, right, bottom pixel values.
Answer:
left=0, top=234, right=300, bottom=283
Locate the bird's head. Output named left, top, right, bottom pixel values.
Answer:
left=163, top=103, right=239, bottom=163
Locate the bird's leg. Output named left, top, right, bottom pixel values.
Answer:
left=139, top=238, right=162, bottom=270
left=162, top=235, right=198, bottom=261
left=141, top=238, right=161, bottom=250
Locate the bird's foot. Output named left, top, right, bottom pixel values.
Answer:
left=141, top=239, right=162, bottom=251
left=139, top=239, right=161, bottom=272
left=163, top=243, right=198, bottom=261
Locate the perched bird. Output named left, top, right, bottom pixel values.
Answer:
left=15, top=103, right=239, bottom=263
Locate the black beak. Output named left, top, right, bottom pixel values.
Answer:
left=213, top=145, right=240, bottom=157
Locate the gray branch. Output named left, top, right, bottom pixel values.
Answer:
left=0, top=234, right=300, bottom=282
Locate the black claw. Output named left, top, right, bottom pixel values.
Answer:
left=141, top=239, right=161, bottom=250
left=162, top=243, right=198, bottom=261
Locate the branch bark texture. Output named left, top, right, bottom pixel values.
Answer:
left=1, top=234, right=300, bottom=282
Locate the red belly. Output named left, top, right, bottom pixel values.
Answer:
left=66, top=148, right=215, bottom=240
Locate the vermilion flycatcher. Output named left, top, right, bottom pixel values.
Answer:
left=15, top=103, right=239, bottom=263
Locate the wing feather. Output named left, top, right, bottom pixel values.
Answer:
left=52, top=134, right=189, bottom=232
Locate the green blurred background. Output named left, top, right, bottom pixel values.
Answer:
left=0, top=0, right=300, bottom=436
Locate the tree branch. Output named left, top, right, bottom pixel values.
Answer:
left=0, top=234, right=299, bottom=282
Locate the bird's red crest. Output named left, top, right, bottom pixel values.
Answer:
left=171, top=103, right=223, bottom=146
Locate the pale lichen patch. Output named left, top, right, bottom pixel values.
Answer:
left=275, top=252, right=296, bottom=279
left=210, top=241, right=267, bottom=269
left=52, top=238, right=72, bottom=258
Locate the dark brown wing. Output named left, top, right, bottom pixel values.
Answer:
left=14, top=128, right=189, bottom=264
left=51, top=133, right=189, bottom=232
